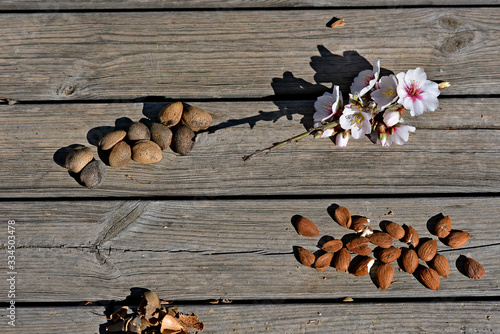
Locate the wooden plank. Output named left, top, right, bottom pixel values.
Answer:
left=2, top=198, right=499, bottom=302
left=0, top=99, right=499, bottom=198
left=1, top=0, right=498, bottom=10
left=3, top=301, right=499, bottom=333
left=0, top=8, right=498, bottom=101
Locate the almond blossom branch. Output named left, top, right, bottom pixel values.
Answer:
left=242, top=121, right=338, bottom=161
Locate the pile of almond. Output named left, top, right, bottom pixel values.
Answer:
left=106, top=290, right=204, bottom=334
left=62, top=102, right=212, bottom=189
left=294, top=206, right=485, bottom=291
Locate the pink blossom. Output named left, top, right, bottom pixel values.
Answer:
left=335, top=130, right=350, bottom=147
left=313, top=86, right=342, bottom=126
left=372, top=75, right=398, bottom=110
left=350, top=59, right=380, bottom=97
left=396, top=67, right=440, bottom=117
left=386, top=120, right=416, bottom=146
left=339, top=105, right=372, bottom=140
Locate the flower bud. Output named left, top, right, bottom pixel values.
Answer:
left=438, top=82, right=451, bottom=89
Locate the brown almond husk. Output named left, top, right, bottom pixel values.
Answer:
left=333, top=247, right=350, bottom=272
left=433, top=215, right=452, bottom=238
left=430, top=254, right=449, bottom=278
left=383, top=221, right=405, bottom=240
left=377, top=246, right=402, bottom=263
left=346, top=237, right=372, bottom=256
left=376, top=263, right=394, bottom=290
left=401, top=248, right=419, bottom=274
left=297, top=247, right=315, bottom=267
left=368, top=232, right=393, bottom=248
left=293, top=216, right=319, bottom=237
left=445, top=231, right=469, bottom=249
left=321, top=239, right=343, bottom=253
left=464, top=257, right=485, bottom=280
left=417, top=239, right=438, bottom=261
left=315, top=252, right=334, bottom=271
left=334, top=206, right=351, bottom=228
left=419, top=267, right=440, bottom=291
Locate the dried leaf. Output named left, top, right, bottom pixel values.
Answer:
left=179, top=313, right=205, bottom=331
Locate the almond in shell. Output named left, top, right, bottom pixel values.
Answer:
left=64, top=145, right=94, bottom=173
left=377, top=246, right=401, bottom=263
left=401, top=248, right=419, bottom=274
left=297, top=247, right=315, bottom=267
left=333, top=206, right=351, bottom=228
left=346, top=237, right=372, bottom=256
left=419, top=267, right=440, bottom=291
left=383, top=221, right=405, bottom=240
left=445, top=231, right=469, bottom=249
left=132, top=140, right=162, bottom=164
left=321, top=239, right=343, bottom=253
left=464, top=257, right=485, bottom=280
left=333, top=247, right=350, bottom=272
left=315, top=252, right=334, bottom=271
left=99, top=129, right=127, bottom=150
left=108, top=141, right=131, bottom=168
left=293, top=216, right=319, bottom=237
left=158, top=101, right=183, bottom=128
left=127, top=122, right=151, bottom=141
left=351, top=256, right=375, bottom=276
left=417, top=239, right=438, bottom=261
left=368, top=232, right=393, bottom=248
left=377, top=263, right=394, bottom=290
left=430, top=254, right=449, bottom=278
left=433, top=215, right=452, bottom=238
left=181, top=105, right=212, bottom=132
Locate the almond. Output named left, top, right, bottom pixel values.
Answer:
left=433, top=215, right=452, bottom=238
left=321, top=239, right=343, bottom=253
left=315, top=252, right=334, bottom=271
left=334, top=206, right=351, bottom=228
left=99, top=129, right=127, bottom=150
left=445, top=231, right=469, bottom=249
left=377, top=246, right=402, bottom=263
left=181, top=105, right=212, bottom=132
left=401, top=248, right=419, bottom=274
left=464, top=257, right=485, bottom=280
left=403, top=225, right=419, bottom=247
left=383, top=221, right=405, bottom=240
left=419, top=267, right=440, bottom=291
left=158, top=101, right=183, bottom=128
left=351, top=216, right=370, bottom=233
left=417, top=239, right=438, bottom=261
left=346, top=237, right=372, bottom=256
left=333, top=247, right=350, bottom=272
left=293, top=216, right=319, bottom=237
left=368, top=232, right=393, bottom=248
left=297, top=247, right=315, bottom=267
left=376, top=263, right=394, bottom=290
left=351, top=256, right=375, bottom=276
left=430, top=254, right=449, bottom=278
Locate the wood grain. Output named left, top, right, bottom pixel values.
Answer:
left=2, top=198, right=498, bottom=302
left=0, top=99, right=499, bottom=198
left=0, top=8, right=498, bottom=101
left=1, top=0, right=498, bottom=10
left=3, top=301, right=499, bottom=333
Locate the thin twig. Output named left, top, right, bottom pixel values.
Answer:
left=242, top=121, right=338, bottom=161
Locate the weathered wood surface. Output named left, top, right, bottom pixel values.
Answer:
left=1, top=99, right=499, bottom=198
left=2, top=302, right=499, bottom=333
left=0, top=8, right=498, bottom=101
left=1, top=0, right=498, bottom=10
left=2, top=198, right=498, bottom=302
